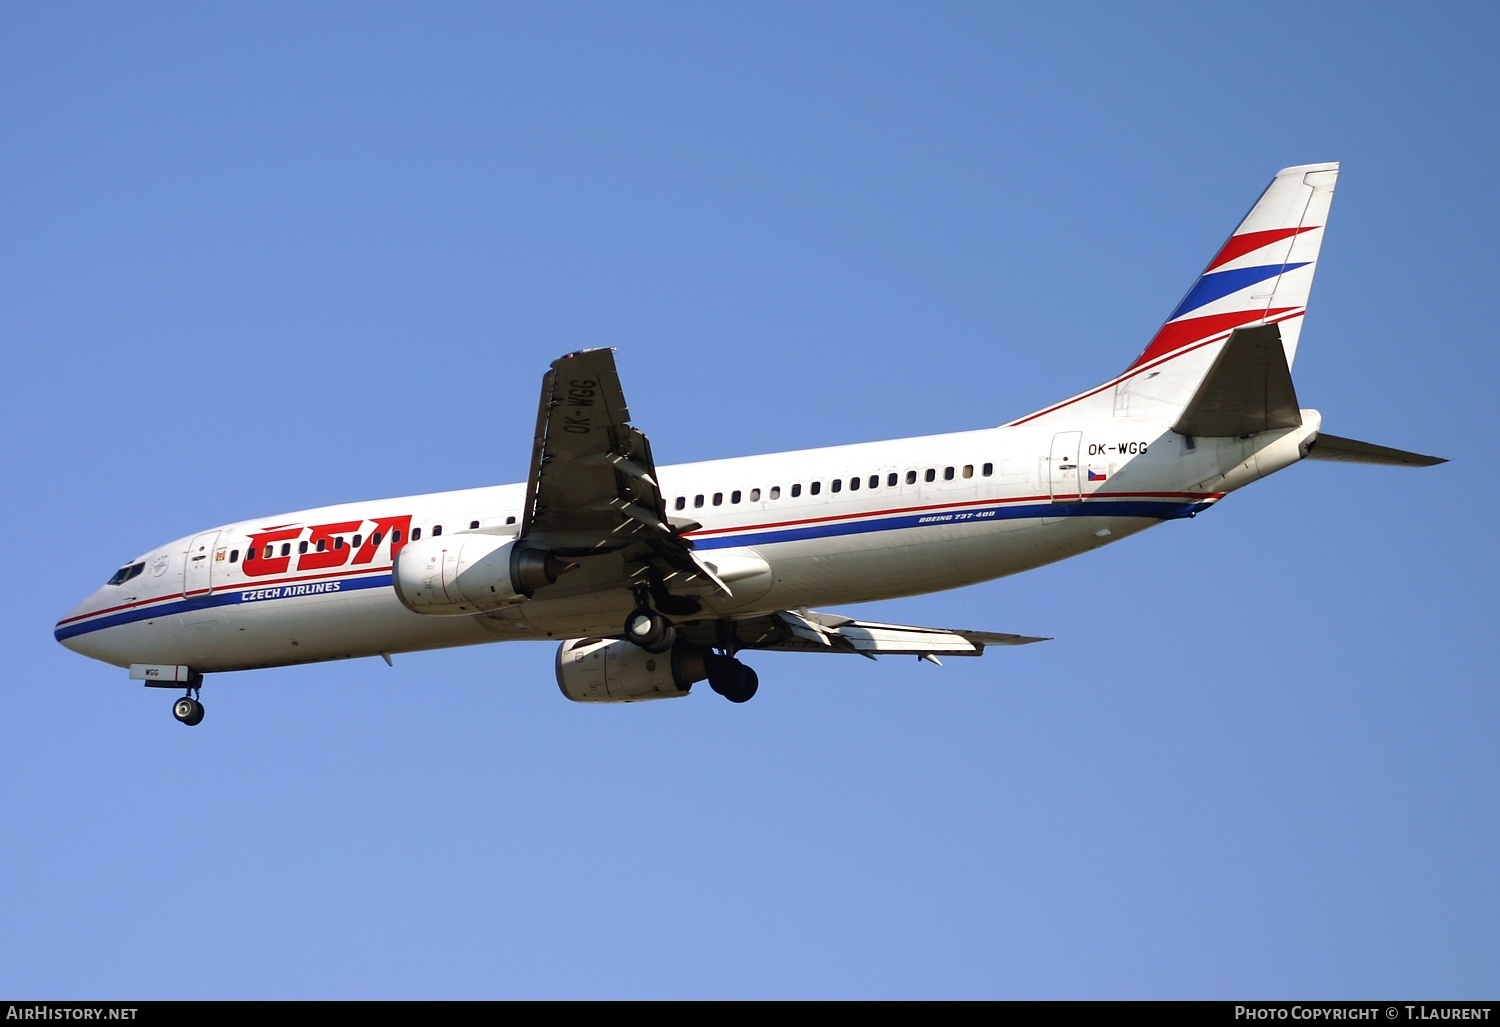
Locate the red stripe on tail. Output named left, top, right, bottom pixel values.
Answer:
left=1205, top=226, right=1319, bottom=272
left=1128, top=307, right=1296, bottom=369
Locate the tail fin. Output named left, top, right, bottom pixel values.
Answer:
left=1013, top=163, right=1339, bottom=426
left=1132, top=161, right=1338, bottom=374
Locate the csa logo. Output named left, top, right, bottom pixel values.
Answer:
left=151, top=554, right=171, bottom=577
left=242, top=514, right=413, bottom=578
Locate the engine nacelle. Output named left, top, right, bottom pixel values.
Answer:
left=555, top=637, right=711, bottom=703
left=393, top=535, right=566, bottom=615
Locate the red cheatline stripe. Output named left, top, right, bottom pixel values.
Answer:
left=685, top=491, right=1223, bottom=538
left=64, top=493, right=1230, bottom=627
left=1129, top=307, right=1297, bottom=370
left=57, top=565, right=395, bottom=626
left=1008, top=310, right=1305, bottom=426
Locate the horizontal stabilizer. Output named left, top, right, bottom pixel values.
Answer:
left=1173, top=324, right=1301, bottom=437
left=1305, top=433, right=1446, bottom=467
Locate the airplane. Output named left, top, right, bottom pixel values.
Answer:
left=55, top=162, right=1445, bottom=725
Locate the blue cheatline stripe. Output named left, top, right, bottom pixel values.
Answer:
left=1167, top=262, right=1310, bottom=321
left=692, top=498, right=1209, bottom=550
left=58, top=498, right=1212, bottom=641
left=54, top=572, right=395, bottom=642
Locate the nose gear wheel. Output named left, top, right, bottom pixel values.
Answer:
left=172, top=694, right=205, bottom=726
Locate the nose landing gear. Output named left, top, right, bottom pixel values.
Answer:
left=172, top=690, right=204, bottom=726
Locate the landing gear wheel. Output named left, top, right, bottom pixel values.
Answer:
left=724, top=664, right=758, bottom=703
left=624, top=607, right=675, bottom=654
left=707, top=655, right=759, bottom=703
left=172, top=696, right=205, bottom=727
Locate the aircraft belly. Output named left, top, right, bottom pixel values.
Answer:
left=510, top=590, right=640, bottom=640
left=173, top=590, right=506, bottom=672
left=746, top=515, right=1152, bottom=610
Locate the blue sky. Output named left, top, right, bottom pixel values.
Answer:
left=3, top=2, right=1496, bottom=999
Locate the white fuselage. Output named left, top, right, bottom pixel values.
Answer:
left=55, top=413, right=1318, bottom=675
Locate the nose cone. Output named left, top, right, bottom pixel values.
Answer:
left=55, top=589, right=129, bottom=667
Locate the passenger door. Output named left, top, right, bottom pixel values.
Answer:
left=1048, top=432, right=1083, bottom=503
left=182, top=530, right=220, bottom=597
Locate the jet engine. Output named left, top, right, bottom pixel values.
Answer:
left=393, top=535, right=570, bottom=614
left=555, top=637, right=712, bottom=703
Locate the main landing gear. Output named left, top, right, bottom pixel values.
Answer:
left=624, top=606, right=676, bottom=654
left=172, top=689, right=204, bottom=726
left=706, top=652, right=758, bottom=704
left=622, top=598, right=759, bottom=703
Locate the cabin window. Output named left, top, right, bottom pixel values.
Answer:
left=713, top=492, right=723, bottom=506
left=675, top=497, right=685, bottom=510
left=907, top=470, right=917, bottom=485
left=731, top=490, right=742, bottom=504
left=924, top=469, right=936, bottom=483
left=433, top=525, right=443, bottom=537
left=849, top=477, right=860, bottom=491
left=963, top=465, right=973, bottom=479
left=505, top=516, right=515, bottom=525
left=245, top=548, right=256, bottom=563
left=351, top=534, right=361, bottom=547
left=278, top=543, right=289, bottom=556
left=831, top=479, right=841, bottom=493
left=469, top=521, right=479, bottom=530
left=770, top=486, right=781, bottom=500
left=694, top=495, right=704, bottom=509
left=870, top=475, right=880, bottom=489
left=392, top=529, right=403, bottom=544
left=263, top=545, right=274, bottom=559
left=334, top=537, right=345, bottom=550
left=298, top=541, right=308, bottom=554
left=750, top=488, right=761, bottom=502
left=983, top=462, right=993, bottom=476
left=316, top=538, right=326, bottom=552
left=810, top=481, right=821, bottom=495
left=229, top=550, right=239, bottom=563
left=411, top=528, right=422, bottom=541
left=791, top=484, right=802, bottom=497
left=371, top=532, right=382, bottom=547
left=944, top=466, right=955, bottom=481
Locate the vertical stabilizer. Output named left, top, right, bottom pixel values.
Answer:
left=1133, top=162, right=1337, bottom=373
left=1013, top=163, right=1338, bottom=426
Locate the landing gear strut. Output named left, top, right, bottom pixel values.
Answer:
left=172, top=689, right=204, bottom=726
left=623, top=606, right=676, bottom=654
left=707, top=653, right=759, bottom=704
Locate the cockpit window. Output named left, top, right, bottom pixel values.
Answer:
left=107, top=561, right=145, bottom=586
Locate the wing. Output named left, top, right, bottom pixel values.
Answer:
left=519, top=349, right=727, bottom=595
left=684, top=609, right=1049, bottom=663
left=515, top=352, right=1046, bottom=652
